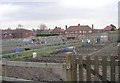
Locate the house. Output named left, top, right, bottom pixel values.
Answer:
left=50, top=26, right=64, bottom=35
left=36, top=28, right=51, bottom=34
left=2, top=28, right=34, bottom=39
left=65, top=24, right=93, bottom=36
left=2, top=29, right=14, bottom=39
left=93, top=29, right=103, bottom=33
left=103, top=25, right=116, bottom=32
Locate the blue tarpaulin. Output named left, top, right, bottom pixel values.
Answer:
left=65, top=42, right=69, bottom=45
left=17, top=48, right=20, bottom=56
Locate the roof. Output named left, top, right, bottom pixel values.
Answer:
left=66, top=25, right=92, bottom=32
left=51, top=27, right=64, bottom=33
left=103, top=26, right=113, bottom=31
left=103, top=26, right=116, bottom=31
left=40, top=30, right=51, bottom=33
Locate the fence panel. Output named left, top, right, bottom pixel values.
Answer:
left=65, top=52, right=119, bottom=82
left=110, top=56, right=115, bottom=81
left=94, top=56, right=99, bottom=81
left=78, top=56, right=83, bottom=81
left=66, top=52, right=77, bottom=81
left=86, top=56, right=91, bottom=81
left=102, top=56, right=107, bottom=81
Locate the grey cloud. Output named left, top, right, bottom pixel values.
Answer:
left=1, top=1, right=118, bottom=27
left=3, top=2, right=101, bottom=21
left=118, top=1, right=120, bottom=28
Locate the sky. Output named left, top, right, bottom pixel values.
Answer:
left=0, top=0, right=119, bottom=30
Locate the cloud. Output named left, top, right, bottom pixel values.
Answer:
left=0, top=0, right=119, bottom=29
left=0, top=3, right=23, bottom=22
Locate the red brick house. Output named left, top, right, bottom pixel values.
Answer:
left=2, top=28, right=34, bottom=39
left=50, top=27, right=64, bottom=35
left=37, top=29, right=51, bottom=34
left=65, top=24, right=93, bottom=35
left=103, top=25, right=116, bottom=32
left=2, top=29, right=14, bottom=39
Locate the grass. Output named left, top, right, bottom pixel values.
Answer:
left=7, top=43, right=79, bottom=61
left=7, top=41, right=102, bottom=61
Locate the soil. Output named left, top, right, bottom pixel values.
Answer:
left=6, top=43, right=119, bottom=81
left=7, top=66, right=63, bottom=81
left=23, top=44, right=105, bottom=63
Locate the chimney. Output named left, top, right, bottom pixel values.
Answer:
left=78, top=24, right=80, bottom=26
left=65, top=25, right=67, bottom=30
left=55, top=26, right=57, bottom=28
left=92, top=24, right=94, bottom=29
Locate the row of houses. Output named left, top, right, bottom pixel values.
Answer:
left=1, top=28, right=35, bottom=39
left=0, top=24, right=117, bottom=39
left=37, top=24, right=117, bottom=35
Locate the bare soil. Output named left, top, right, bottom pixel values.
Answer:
left=24, top=44, right=105, bottom=63
left=6, top=43, right=119, bottom=81
left=7, top=66, right=63, bottom=81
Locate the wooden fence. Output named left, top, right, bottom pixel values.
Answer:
left=65, top=52, right=120, bottom=82
left=2, top=61, right=66, bottom=81
left=1, top=52, right=120, bottom=82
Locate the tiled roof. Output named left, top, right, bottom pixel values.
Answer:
left=103, top=26, right=113, bottom=31
left=51, top=27, right=64, bottom=33
left=41, top=30, right=51, bottom=33
left=66, top=25, right=92, bottom=32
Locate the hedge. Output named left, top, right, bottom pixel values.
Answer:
left=36, top=33, right=59, bottom=37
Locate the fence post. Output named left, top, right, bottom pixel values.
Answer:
left=79, top=55, right=83, bottom=81
left=102, top=56, right=107, bottom=81
left=118, top=55, right=120, bottom=82
left=110, top=56, right=115, bottom=81
left=66, top=52, right=77, bottom=81
left=94, top=56, right=99, bottom=81
left=2, top=59, right=8, bottom=81
left=86, top=55, right=91, bottom=81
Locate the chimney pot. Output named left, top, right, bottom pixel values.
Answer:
left=65, top=25, right=67, bottom=30
left=92, top=24, right=94, bottom=29
left=78, top=24, right=80, bottom=26
left=55, top=26, right=57, bottom=28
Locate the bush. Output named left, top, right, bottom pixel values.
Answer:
left=36, top=33, right=59, bottom=37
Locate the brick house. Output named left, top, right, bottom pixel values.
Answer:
left=50, top=26, right=64, bottom=35
left=103, top=25, right=116, bottom=32
left=93, top=29, right=103, bottom=33
left=65, top=24, right=93, bottom=36
left=2, top=29, right=14, bottom=39
left=2, top=28, right=34, bottom=39
left=37, top=29, right=51, bottom=34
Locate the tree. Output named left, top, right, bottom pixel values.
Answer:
left=38, top=24, right=47, bottom=30
left=32, top=28, right=36, bottom=32
left=18, top=24, right=23, bottom=28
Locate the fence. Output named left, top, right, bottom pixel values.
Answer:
left=2, top=61, right=66, bottom=81
left=65, top=52, right=120, bottom=82
left=1, top=52, right=120, bottom=82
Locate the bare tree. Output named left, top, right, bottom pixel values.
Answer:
left=38, top=24, right=47, bottom=30
left=18, top=24, right=23, bottom=28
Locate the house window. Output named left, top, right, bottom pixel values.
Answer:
left=65, top=31, right=67, bottom=34
left=71, top=32, right=73, bottom=33
left=9, top=34, right=11, bottom=36
left=75, top=31, right=77, bottom=33
left=79, top=31, right=82, bottom=33
left=83, top=31, right=86, bottom=33
left=89, top=31, right=92, bottom=33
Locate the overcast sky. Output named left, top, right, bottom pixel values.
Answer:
left=0, top=0, right=119, bottom=30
